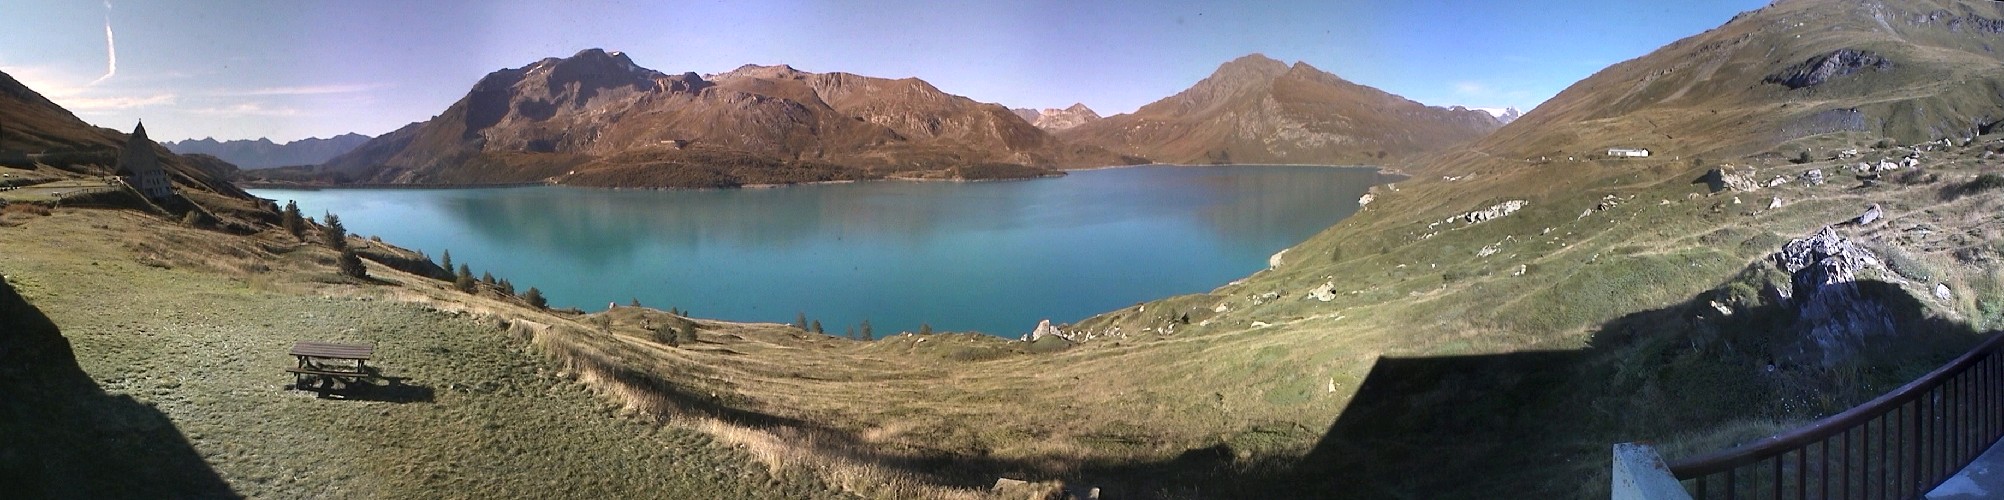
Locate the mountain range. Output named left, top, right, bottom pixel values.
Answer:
left=1059, top=54, right=1504, bottom=165
left=163, top=134, right=372, bottom=170
left=259, top=49, right=1140, bottom=188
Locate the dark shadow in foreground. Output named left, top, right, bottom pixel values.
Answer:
left=0, top=276, right=240, bottom=499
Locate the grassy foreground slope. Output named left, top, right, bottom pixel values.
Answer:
left=0, top=210, right=844, bottom=498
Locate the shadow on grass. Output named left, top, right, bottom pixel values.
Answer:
left=0, top=277, right=239, bottom=498
left=289, top=374, right=436, bottom=403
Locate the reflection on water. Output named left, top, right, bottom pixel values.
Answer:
left=252, top=165, right=1383, bottom=336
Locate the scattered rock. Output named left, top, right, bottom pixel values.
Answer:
left=1269, top=249, right=1287, bottom=269
left=1935, top=283, right=1953, bottom=301
left=1357, top=193, right=1374, bottom=207
left=1477, top=244, right=1500, bottom=257
left=1250, top=321, right=1271, bottom=328
left=1459, top=200, right=1528, bottom=224
left=1213, top=303, right=1230, bottom=313
left=1768, top=197, right=1784, bottom=210
left=1513, top=264, right=1527, bottom=277
left=1250, top=291, right=1281, bottom=305
left=1767, top=176, right=1791, bottom=188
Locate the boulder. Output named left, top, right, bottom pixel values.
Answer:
left=1801, top=169, right=1826, bottom=185
left=1698, top=167, right=1760, bottom=193
left=1306, top=282, right=1337, bottom=302
left=1850, top=203, right=1884, bottom=225
left=1030, top=319, right=1062, bottom=342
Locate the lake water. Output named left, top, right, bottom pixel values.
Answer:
left=251, top=165, right=1384, bottom=337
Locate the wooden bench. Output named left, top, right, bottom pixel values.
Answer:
left=287, top=341, right=377, bottom=391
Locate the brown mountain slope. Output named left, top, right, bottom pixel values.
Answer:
left=302, top=50, right=1138, bottom=188
left=1, top=70, right=258, bottom=213
left=1059, top=53, right=1502, bottom=165
left=1421, top=0, right=2004, bottom=179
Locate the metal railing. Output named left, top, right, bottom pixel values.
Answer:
left=1665, top=333, right=2004, bottom=499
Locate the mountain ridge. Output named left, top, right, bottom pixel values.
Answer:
left=1059, top=53, right=1502, bottom=165
left=164, top=133, right=372, bottom=169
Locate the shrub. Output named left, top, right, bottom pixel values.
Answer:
left=181, top=210, right=201, bottom=227
left=677, top=324, right=699, bottom=345
left=337, top=248, right=368, bottom=279
left=1792, top=151, right=1812, bottom=164
left=654, top=322, right=680, bottom=346
left=919, top=323, right=934, bottom=335
left=1944, top=173, right=2004, bottom=200
left=521, top=287, right=547, bottom=309
left=3, top=203, right=52, bottom=217
left=1895, top=168, right=1938, bottom=186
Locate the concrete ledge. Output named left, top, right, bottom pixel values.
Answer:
left=1612, top=443, right=1691, bottom=500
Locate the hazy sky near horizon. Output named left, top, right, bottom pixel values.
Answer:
left=0, top=0, right=1768, bottom=143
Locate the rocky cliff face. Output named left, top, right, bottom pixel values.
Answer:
left=310, top=49, right=1136, bottom=187
left=1059, top=54, right=1501, bottom=165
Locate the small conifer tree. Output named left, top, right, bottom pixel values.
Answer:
left=919, top=323, right=933, bottom=335
left=455, top=264, right=476, bottom=293
left=795, top=312, right=808, bottom=331
left=522, top=287, right=547, bottom=309
left=654, top=322, right=680, bottom=346
left=320, top=212, right=348, bottom=250
left=497, top=278, right=515, bottom=295
left=861, top=319, right=873, bottom=341
left=481, top=271, right=496, bottom=286
left=812, top=320, right=823, bottom=334
left=281, top=201, right=306, bottom=240
left=678, top=323, right=699, bottom=344
left=630, top=297, right=642, bottom=307
left=439, top=249, right=453, bottom=272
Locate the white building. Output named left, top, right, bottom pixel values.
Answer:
left=1606, top=148, right=1651, bottom=158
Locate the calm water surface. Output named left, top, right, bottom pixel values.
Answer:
left=251, top=165, right=1385, bottom=337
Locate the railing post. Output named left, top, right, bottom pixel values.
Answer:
left=1615, top=443, right=1694, bottom=500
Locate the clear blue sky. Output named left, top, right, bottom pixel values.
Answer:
left=0, top=0, right=1769, bottom=143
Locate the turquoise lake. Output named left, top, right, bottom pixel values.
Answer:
left=250, top=165, right=1385, bottom=337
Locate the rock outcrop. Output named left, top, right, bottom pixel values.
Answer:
left=1763, top=49, right=1894, bottom=89
left=1771, top=227, right=1897, bottom=367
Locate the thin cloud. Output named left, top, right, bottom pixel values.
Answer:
left=226, top=83, right=394, bottom=96
left=188, top=102, right=302, bottom=117
left=59, top=93, right=178, bottom=112
left=1452, top=81, right=1491, bottom=96
left=88, top=4, right=116, bottom=86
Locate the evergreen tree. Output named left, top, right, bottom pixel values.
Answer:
left=795, top=312, right=808, bottom=330
left=481, top=271, right=496, bottom=286
left=337, top=248, right=368, bottom=279
left=439, top=249, right=453, bottom=273
left=497, top=278, right=515, bottom=296
left=812, top=320, right=823, bottom=335
left=845, top=327, right=856, bottom=340
left=919, top=323, right=933, bottom=335
left=281, top=200, right=306, bottom=241
left=455, top=264, right=476, bottom=293
left=861, top=319, right=873, bottom=341
left=320, top=212, right=348, bottom=250
left=522, top=287, right=547, bottom=309
left=630, top=297, right=642, bottom=307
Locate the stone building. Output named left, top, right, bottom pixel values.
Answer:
left=117, top=121, right=173, bottom=200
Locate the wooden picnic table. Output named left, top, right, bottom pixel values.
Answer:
left=286, top=341, right=377, bottom=390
